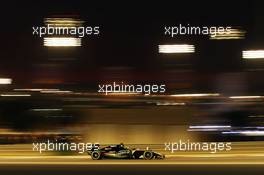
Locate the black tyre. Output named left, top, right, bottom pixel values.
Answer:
left=91, top=151, right=101, bottom=160
left=143, top=151, right=153, bottom=160
left=133, top=151, right=142, bottom=159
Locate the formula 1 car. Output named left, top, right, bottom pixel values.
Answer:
left=87, top=143, right=165, bottom=160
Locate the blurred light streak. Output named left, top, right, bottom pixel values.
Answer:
left=229, top=96, right=262, bottom=99
left=44, top=37, right=81, bottom=47
left=156, top=102, right=185, bottom=106
left=235, top=126, right=264, bottom=129
left=210, top=28, right=245, bottom=40
left=188, top=129, right=226, bottom=132
left=222, top=131, right=264, bottom=136
left=41, top=90, right=72, bottom=94
left=32, top=109, right=62, bottom=112
left=243, top=50, right=264, bottom=59
left=0, top=78, right=12, bottom=84
left=44, top=18, right=84, bottom=27
left=189, top=125, right=231, bottom=129
left=14, top=88, right=59, bottom=92
left=0, top=94, right=31, bottom=97
left=170, top=93, right=220, bottom=97
left=248, top=115, right=264, bottom=118
left=158, top=44, right=195, bottom=53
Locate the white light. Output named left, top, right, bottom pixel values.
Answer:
left=158, top=44, right=195, bottom=53
left=189, top=125, right=231, bottom=129
left=44, top=37, right=81, bottom=47
left=170, top=93, right=220, bottom=97
left=222, top=131, right=264, bottom=136
left=241, top=131, right=264, bottom=136
left=188, top=129, right=225, bottom=132
left=1, top=94, right=31, bottom=97
left=243, top=50, right=264, bottom=59
left=229, top=96, right=262, bottom=99
left=0, top=78, right=12, bottom=85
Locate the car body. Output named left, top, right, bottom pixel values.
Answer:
left=87, top=144, right=165, bottom=160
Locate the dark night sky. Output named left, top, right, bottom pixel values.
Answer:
left=0, top=1, right=263, bottom=91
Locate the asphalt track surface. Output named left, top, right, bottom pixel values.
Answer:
left=1, top=142, right=264, bottom=174
left=0, top=156, right=264, bottom=175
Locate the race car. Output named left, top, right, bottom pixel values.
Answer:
left=87, top=143, right=165, bottom=160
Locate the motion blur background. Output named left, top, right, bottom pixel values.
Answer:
left=0, top=1, right=264, bottom=150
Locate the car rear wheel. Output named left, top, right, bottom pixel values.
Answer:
left=91, top=151, right=101, bottom=160
left=143, top=151, right=153, bottom=160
